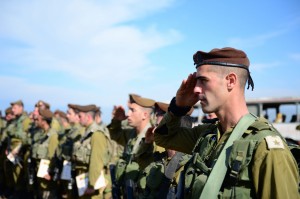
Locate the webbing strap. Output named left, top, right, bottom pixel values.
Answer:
left=165, top=152, right=184, bottom=179
left=199, top=113, right=256, bottom=199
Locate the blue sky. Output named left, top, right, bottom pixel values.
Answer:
left=1, top=0, right=300, bottom=123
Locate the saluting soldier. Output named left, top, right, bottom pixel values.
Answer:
left=108, top=94, right=157, bottom=198
left=138, top=102, right=192, bottom=199
left=72, top=104, right=112, bottom=199
left=154, top=47, right=300, bottom=198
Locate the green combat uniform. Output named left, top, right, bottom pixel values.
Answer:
left=4, top=110, right=31, bottom=197
left=154, top=112, right=300, bottom=199
left=72, top=122, right=111, bottom=199
left=109, top=120, right=155, bottom=197
left=32, top=127, right=59, bottom=195
left=137, top=151, right=191, bottom=199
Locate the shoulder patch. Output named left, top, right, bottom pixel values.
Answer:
left=265, top=135, right=285, bottom=149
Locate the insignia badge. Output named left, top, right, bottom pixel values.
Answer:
left=265, top=135, right=285, bottom=149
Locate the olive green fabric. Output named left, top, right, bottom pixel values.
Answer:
left=154, top=113, right=300, bottom=199
left=73, top=122, right=111, bottom=198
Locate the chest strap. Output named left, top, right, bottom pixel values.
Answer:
left=200, top=113, right=256, bottom=199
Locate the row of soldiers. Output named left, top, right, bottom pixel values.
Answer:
left=0, top=94, right=195, bottom=199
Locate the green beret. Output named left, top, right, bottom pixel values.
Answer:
left=193, top=47, right=254, bottom=90
left=129, top=94, right=155, bottom=108
left=39, top=109, right=53, bottom=120
left=73, top=104, right=98, bottom=113
left=10, top=100, right=23, bottom=107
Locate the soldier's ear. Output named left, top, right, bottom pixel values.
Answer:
left=226, top=72, right=237, bottom=90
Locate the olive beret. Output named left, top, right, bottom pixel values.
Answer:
left=35, top=100, right=50, bottom=109
left=39, top=109, right=53, bottom=120
left=73, top=104, right=98, bottom=113
left=129, top=94, right=155, bottom=108
left=10, top=100, right=23, bottom=107
left=54, top=110, right=67, bottom=119
left=5, top=107, right=13, bottom=115
left=193, top=47, right=254, bottom=90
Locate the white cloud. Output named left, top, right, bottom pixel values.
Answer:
left=0, top=0, right=183, bottom=103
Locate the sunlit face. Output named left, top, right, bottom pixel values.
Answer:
left=78, top=112, right=88, bottom=126
left=5, top=113, right=15, bottom=121
left=127, top=103, right=145, bottom=128
left=35, top=115, right=44, bottom=128
left=66, top=108, right=77, bottom=123
left=194, top=65, right=227, bottom=113
left=12, top=104, right=23, bottom=116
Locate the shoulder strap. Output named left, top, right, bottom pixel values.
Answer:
left=200, top=113, right=256, bottom=199
left=165, top=152, right=184, bottom=179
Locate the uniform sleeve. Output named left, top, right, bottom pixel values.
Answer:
left=88, top=131, right=107, bottom=187
left=252, top=139, right=300, bottom=199
left=154, top=113, right=204, bottom=154
left=47, top=133, right=58, bottom=159
left=108, top=119, right=133, bottom=147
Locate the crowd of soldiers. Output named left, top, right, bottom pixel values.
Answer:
left=0, top=94, right=196, bottom=199
left=1, top=47, right=300, bottom=199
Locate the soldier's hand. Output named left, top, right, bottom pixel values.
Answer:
left=44, top=173, right=51, bottom=181
left=145, top=127, right=155, bottom=144
left=112, top=106, right=127, bottom=121
left=176, top=72, right=198, bottom=107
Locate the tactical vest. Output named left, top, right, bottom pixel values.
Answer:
left=60, top=125, right=83, bottom=161
left=32, top=129, right=57, bottom=160
left=115, top=129, right=143, bottom=186
left=181, top=118, right=287, bottom=199
left=73, top=123, right=112, bottom=166
left=7, top=113, right=31, bottom=144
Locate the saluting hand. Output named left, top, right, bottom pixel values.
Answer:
left=176, top=72, right=198, bottom=107
left=145, top=127, right=155, bottom=144
left=112, top=106, right=127, bottom=121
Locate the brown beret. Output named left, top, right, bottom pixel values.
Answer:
left=54, top=110, right=67, bottom=119
left=5, top=107, right=13, bottom=115
left=73, top=104, right=98, bottom=113
left=129, top=94, right=155, bottom=108
left=39, top=109, right=53, bottom=120
left=10, top=100, right=23, bottom=107
left=35, top=100, right=50, bottom=109
left=193, top=47, right=250, bottom=68
left=155, top=102, right=169, bottom=113
left=193, top=47, right=254, bottom=90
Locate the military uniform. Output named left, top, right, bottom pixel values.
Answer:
left=154, top=112, right=300, bottom=198
left=72, top=122, right=111, bottom=199
left=54, top=122, right=85, bottom=199
left=4, top=101, right=32, bottom=197
left=31, top=109, right=59, bottom=199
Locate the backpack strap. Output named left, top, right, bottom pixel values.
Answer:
left=200, top=113, right=257, bottom=199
